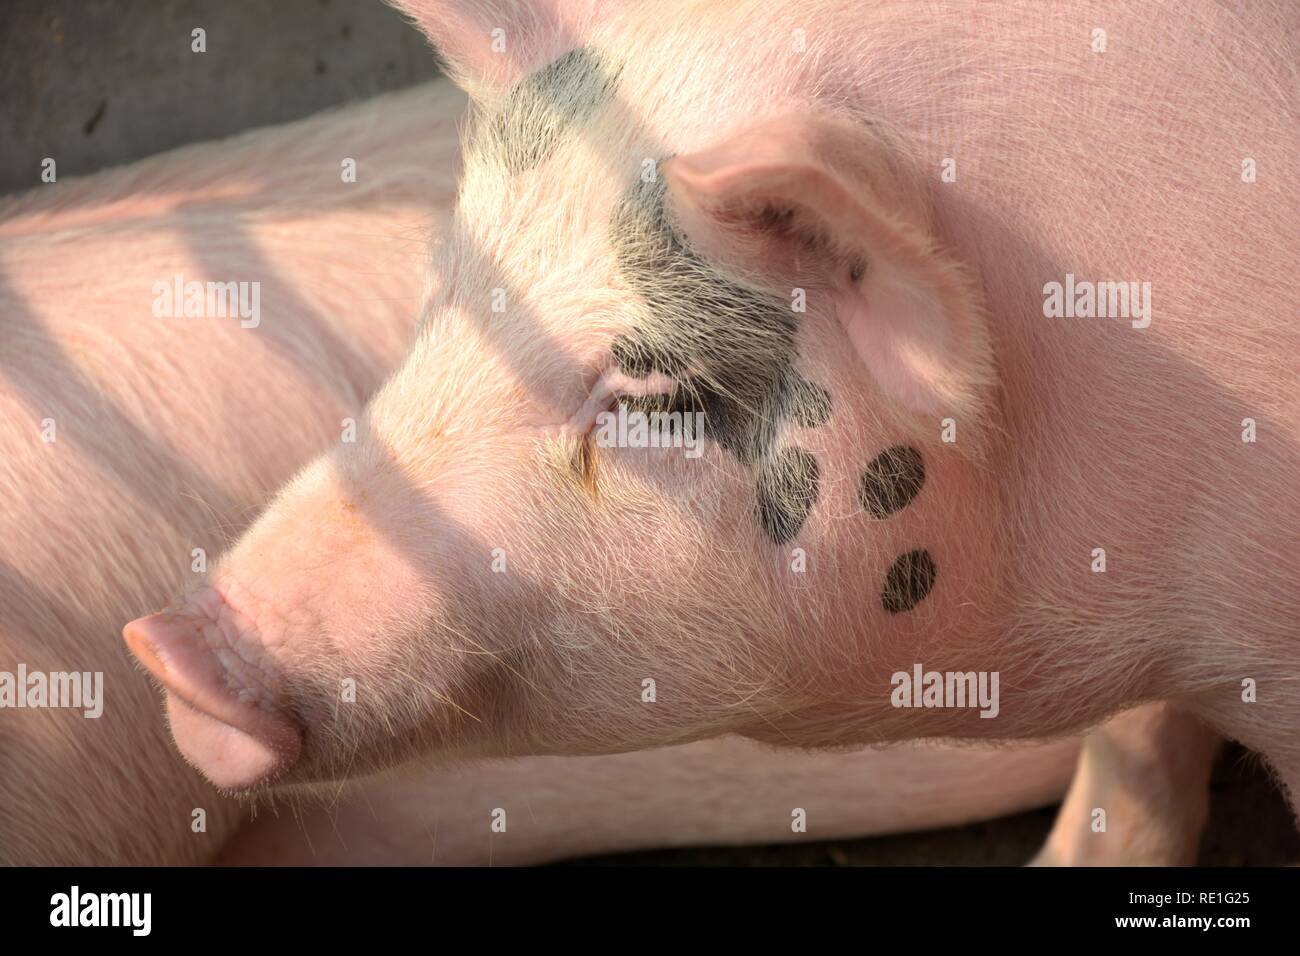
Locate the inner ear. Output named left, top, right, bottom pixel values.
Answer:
left=662, top=114, right=995, bottom=418
left=747, top=201, right=869, bottom=288
left=664, top=173, right=862, bottom=289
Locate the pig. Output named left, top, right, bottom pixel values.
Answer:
left=122, top=0, right=1298, bottom=853
left=116, top=0, right=1294, bottom=863
left=0, top=67, right=1086, bottom=866
left=0, top=80, right=466, bottom=863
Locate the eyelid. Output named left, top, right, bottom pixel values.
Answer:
left=563, top=367, right=679, bottom=438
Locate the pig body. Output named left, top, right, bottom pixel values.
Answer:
left=219, top=735, right=1080, bottom=865
left=126, top=1, right=1297, bottom=840
left=0, top=81, right=465, bottom=863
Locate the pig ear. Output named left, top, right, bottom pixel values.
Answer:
left=663, top=114, right=994, bottom=416
left=389, top=0, right=603, bottom=99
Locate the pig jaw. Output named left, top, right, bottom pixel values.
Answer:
left=124, top=586, right=302, bottom=792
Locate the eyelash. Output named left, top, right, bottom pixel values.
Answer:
left=614, top=392, right=677, bottom=415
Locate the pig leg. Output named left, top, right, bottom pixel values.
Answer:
left=215, top=737, right=1080, bottom=865
left=1031, top=703, right=1220, bottom=866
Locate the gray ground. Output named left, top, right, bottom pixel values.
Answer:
left=2, top=0, right=1294, bottom=865
left=0, top=0, right=439, bottom=195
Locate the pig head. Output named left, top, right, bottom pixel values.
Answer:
left=125, top=1, right=1029, bottom=792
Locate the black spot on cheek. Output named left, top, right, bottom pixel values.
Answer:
left=859, top=445, right=925, bottom=518
left=755, top=447, right=820, bottom=545
left=881, top=549, right=937, bottom=614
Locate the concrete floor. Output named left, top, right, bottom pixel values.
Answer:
left=2, top=0, right=1294, bottom=865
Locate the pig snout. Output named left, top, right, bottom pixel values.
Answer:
left=124, top=588, right=302, bottom=791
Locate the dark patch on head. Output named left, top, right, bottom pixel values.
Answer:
left=755, top=447, right=820, bottom=544
left=782, top=375, right=832, bottom=428
left=609, top=171, right=832, bottom=477
left=881, top=549, right=937, bottom=614
left=489, top=47, right=616, bottom=173
left=609, top=334, right=687, bottom=379
left=859, top=445, right=925, bottom=518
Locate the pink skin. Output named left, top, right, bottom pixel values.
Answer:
left=127, top=0, right=1297, bottom=840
